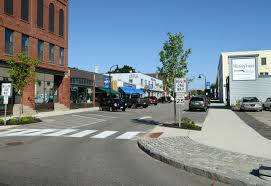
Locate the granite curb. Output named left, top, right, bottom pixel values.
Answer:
left=137, top=137, right=271, bottom=186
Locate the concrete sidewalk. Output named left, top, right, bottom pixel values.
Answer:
left=148, top=103, right=271, bottom=159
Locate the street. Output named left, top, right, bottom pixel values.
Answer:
left=0, top=104, right=225, bottom=186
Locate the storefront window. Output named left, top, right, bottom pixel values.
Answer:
left=35, top=73, right=54, bottom=104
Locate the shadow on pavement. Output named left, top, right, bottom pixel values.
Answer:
left=208, top=105, right=230, bottom=109
left=131, top=118, right=161, bottom=126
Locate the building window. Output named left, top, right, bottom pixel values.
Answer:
left=145, top=80, right=147, bottom=85
left=38, top=40, right=44, bottom=63
left=141, top=79, right=143, bottom=86
left=37, top=0, right=43, bottom=28
left=129, top=79, right=133, bottom=83
left=4, top=0, right=13, bottom=15
left=59, top=47, right=64, bottom=66
left=265, top=72, right=269, bottom=76
left=49, top=3, right=54, bottom=32
left=59, top=9, right=64, bottom=36
left=21, top=0, right=29, bottom=21
left=21, top=34, right=29, bottom=54
left=49, top=44, right=54, bottom=63
left=260, top=72, right=264, bottom=76
left=5, top=29, right=14, bottom=55
left=261, top=58, right=267, bottom=65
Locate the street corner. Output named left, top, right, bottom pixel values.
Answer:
left=137, top=136, right=271, bottom=186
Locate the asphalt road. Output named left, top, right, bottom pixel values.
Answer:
left=0, top=104, right=226, bottom=186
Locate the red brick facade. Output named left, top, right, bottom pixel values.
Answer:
left=0, top=0, right=70, bottom=110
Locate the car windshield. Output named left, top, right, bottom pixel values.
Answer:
left=191, top=97, right=204, bottom=101
left=243, top=97, right=259, bottom=102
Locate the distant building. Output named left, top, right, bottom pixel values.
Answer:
left=110, top=73, right=164, bottom=98
left=217, top=50, right=271, bottom=105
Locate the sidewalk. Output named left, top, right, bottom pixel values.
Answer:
left=138, top=103, right=271, bottom=185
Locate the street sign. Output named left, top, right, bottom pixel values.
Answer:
left=1, top=83, right=12, bottom=96
left=3, top=96, right=8, bottom=104
left=176, top=93, right=185, bottom=105
left=206, top=82, right=210, bottom=90
left=174, top=78, right=187, bottom=93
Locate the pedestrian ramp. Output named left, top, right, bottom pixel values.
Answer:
left=0, top=128, right=144, bottom=140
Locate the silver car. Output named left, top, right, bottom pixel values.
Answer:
left=263, top=97, right=271, bottom=110
left=240, top=97, right=263, bottom=112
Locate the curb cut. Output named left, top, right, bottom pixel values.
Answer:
left=137, top=139, right=268, bottom=186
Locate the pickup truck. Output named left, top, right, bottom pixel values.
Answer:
left=125, top=95, right=149, bottom=108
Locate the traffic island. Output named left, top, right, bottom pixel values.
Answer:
left=137, top=136, right=271, bottom=186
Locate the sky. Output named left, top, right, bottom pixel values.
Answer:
left=68, top=0, right=271, bottom=89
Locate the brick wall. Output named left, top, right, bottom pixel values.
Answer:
left=58, top=73, right=70, bottom=108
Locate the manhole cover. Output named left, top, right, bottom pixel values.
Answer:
left=6, top=141, right=24, bottom=146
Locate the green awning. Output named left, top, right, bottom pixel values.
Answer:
left=96, top=87, right=119, bottom=95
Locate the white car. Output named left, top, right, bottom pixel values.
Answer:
left=263, top=97, right=271, bottom=110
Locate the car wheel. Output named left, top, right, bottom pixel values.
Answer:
left=154, top=103, right=157, bottom=106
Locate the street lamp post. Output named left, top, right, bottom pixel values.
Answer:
left=109, top=65, right=119, bottom=98
left=198, top=74, right=206, bottom=95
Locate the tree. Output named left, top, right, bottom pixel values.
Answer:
left=7, top=53, right=39, bottom=116
left=110, top=65, right=136, bottom=73
left=158, top=32, right=192, bottom=94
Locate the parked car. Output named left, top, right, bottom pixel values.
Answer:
left=145, top=96, right=158, bottom=105
left=263, top=97, right=271, bottom=110
left=99, top=98, right=127, bottom=112
left=158, top=96, right=172, bottom=103
left=189, top=96, right=208, bottom=111
left=240, top=97, right=263, bottom=112
left=125, top=94, right=149, bottom=108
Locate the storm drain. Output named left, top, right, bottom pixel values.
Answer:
left=6, top=141, right=24, bottom=146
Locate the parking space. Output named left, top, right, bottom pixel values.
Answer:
left=245, top=110, right=271, bottom=127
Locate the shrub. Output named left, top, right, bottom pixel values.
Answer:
left=0, top=118, right=4, bottom=125
left=6, top=118, right=20, bottom=125
left=19, top=117, right=41, bottom=124
left=181, top=117, right=201, bottom=130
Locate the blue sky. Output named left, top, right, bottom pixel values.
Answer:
left=69, top=0, right=271, bottom=89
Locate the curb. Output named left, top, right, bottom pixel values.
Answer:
left=137, top=139, right=269, bottom=186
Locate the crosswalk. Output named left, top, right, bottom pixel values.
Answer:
left=0, top=128, right=144, bottom=140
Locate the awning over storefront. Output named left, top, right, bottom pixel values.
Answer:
left=120, top=87, right=144, bottom=95
left=96, top=87, right=119, bottom=95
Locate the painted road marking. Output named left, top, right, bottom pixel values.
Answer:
left=116, top=132, right=141, bottom=139
left=138, top=116, right=152, bottom=120
left=44, top=129, right=78, bottom=136
left=23, top=129, right=59, bottom=136
left=83, top=114, right=117, bottom=118
left=72, top=115, right=106, bottom=121
left=91, top=131, right=118, bottom=139
left=0, top=129, right=27, bottom=136
left=4, top=129, right=41, bottom=136
left=68, top=130, right=97, bottom=138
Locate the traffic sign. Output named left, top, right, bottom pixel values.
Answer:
left=1, top=83, right=12, bottom=96
left=3, top=96, right=8, bottom=104
left=174, top=78, right=187, bottom=93
left=176, top=93, right=185, bottom=105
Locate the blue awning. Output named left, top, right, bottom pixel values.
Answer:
left=120, top=87, right=144, bottom=95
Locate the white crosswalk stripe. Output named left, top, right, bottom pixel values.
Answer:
left=0, top=129, right=26, bottom=136
left=0, top=129, right=143, bottom=140
left=23, top=129, right=59, bottom=136
left=44, top=129, right=78, bottom=136
left=116, top=132, right=141, bottom=139
left=91, top=131, right=118, bottom=139
left=68, top=130, right=97, bottom=138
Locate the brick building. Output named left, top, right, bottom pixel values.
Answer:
left=0, top=0, right=69, bottom=115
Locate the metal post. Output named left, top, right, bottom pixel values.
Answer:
left=178, top=103, right=181, bottom=127
left=4, top=104, right=7, bottom=125
left=174, top=92, right=177, bottom=124
left=92, top=74, right=96, bottom=107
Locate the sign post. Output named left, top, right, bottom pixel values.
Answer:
left=174, top=78, right=187, bottom=127
left=1, top=83, right=12, bottom=125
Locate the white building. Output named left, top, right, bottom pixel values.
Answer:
left=217, top=50, right=271, bottom=104
left=110, top=73, right=164, bottom=98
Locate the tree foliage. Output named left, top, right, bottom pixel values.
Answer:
left=110, top=65, right=136, bottom=73
left=158, top=32, right=191, bottom=94
left=7, top=53, right=38, bottom=96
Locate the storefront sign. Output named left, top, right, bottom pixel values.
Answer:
left=232, top=58, right=256, bottom=81
left=104, top=76, right=110, bottom=88
left=128, top=74, right=139, bottom=79
left=174, top=78, right=187, bottom=93
left=123, top=82, right=136, bottom=89
left=1, top=83, right=12, bottom=96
